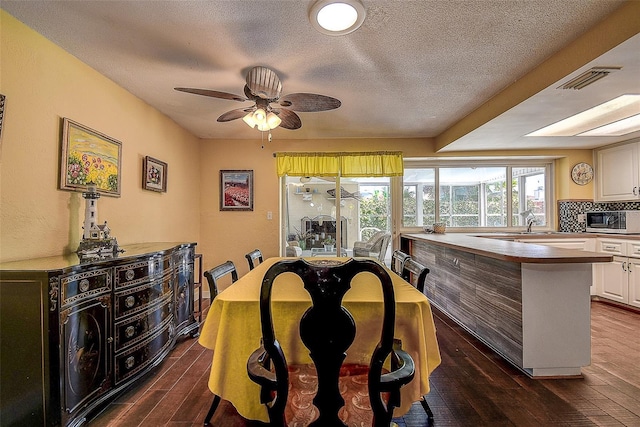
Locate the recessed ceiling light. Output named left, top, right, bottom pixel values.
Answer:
left=526, top=94, right=640, bottom=137
left=577, top=113, right=640, bottom=136
left=310, top=0, right=366, bottom=36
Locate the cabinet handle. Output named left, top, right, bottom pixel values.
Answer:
left=634, top=187, right=638, bottom=196
left=603, top=245, right=616, bottom=251
left=622, top=262, right=627, bottom=272
left=628, top=263, right=632, bottom=273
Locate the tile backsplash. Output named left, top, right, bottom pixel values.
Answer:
left=558, top=200, right=640, bottom=232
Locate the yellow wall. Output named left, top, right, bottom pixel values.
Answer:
left=200, top=137, right=594, bottom=278
left=1, top=10, right=598, bottom=279
left=0, top=11, right=200, bottom=262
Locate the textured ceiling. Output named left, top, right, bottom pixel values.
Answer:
left=2, top=0, right=639, bottom=151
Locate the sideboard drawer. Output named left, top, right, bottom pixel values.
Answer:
left=114, top=255, right=168, bottom=289
left=114, top=322, right=173, bottom=385
left=114, top=297, right=172, bottom=352
left=61, top=268, right=112, bottom=307
left=114, top=275, right=172, bottom=319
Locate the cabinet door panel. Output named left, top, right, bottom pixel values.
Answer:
left=595, top=256, right=628, bottom=303
left=61, top=297, right=112, bottom=422
left=628, top=258, right=640, bottom=308
left=596, top=143, right=639, bottom=201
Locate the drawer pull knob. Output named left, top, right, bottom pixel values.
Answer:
left=125, top=326, right=136, bottom=338
left=125, top=356, right=135, bottom=369
left=125, top=295, right=136, bottom=308
left=125, top=269, right=135, bottom=281
left=79, top=279, right=90, bottom=293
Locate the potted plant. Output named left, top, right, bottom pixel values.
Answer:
left=323, top=235, right=336, bottom=251
left=293, top=227, right=314, bottom=250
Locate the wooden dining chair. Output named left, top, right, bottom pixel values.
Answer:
left=245, top=248, right=263, bottom=270
left=203, top=260, right=238, bottom=300
left=398, top=257, right=433, bottom=421
left=401, top=258, right=430, bottom=293
left=202, top=260, right=239, bottom=426
left=247, top=258, right=415, bottom=427
left=391, top=249, right=411, bottom=275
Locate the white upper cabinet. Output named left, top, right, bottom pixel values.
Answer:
left=595, top=141, right=640, bottom=202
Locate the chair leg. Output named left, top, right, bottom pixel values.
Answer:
left=203, top=394, right=221, bottom=426
left=420, top=395, right=434, bottom=421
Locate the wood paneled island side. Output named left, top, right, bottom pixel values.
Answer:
left=401, top=233, right=613, bottom=378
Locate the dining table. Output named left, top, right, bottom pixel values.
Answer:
left=198, top=257, right=442, bottom=422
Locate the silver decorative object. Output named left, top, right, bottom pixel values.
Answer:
left=76, top=182, right=123, bottom=261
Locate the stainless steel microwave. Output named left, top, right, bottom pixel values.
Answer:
left=586, top=210, right=640, bottom=234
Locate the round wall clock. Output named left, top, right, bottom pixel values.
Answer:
left=571, top=162, right=594, bottom=185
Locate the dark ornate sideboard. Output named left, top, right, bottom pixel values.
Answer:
left=0, top=242, right=199, bottom=427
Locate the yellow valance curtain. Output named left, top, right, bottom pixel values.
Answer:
left=275, top=151, right=403, bottom=177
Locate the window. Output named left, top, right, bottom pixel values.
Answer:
left=402, top=162, right=552, bottom=231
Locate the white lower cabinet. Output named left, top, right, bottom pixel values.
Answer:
left=593, top=238, right=640, bottom=308
left=628, top=258, right=640, bottom=308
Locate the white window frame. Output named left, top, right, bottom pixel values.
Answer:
left=395, top=159, right=555, bottom=236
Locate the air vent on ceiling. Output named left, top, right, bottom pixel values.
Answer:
left=558, top=66, right=622, bottom=90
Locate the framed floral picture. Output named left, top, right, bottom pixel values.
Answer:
left=143, top=156, right=168, bottom=192
left=60, top=118, right=122, bottom=196
left=220, top=170, right=253, bottom=211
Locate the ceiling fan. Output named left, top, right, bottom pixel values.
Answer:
left=175, top=66, right=341, bottom=131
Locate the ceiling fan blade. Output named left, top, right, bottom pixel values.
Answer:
left=278, top=93, right=341, bottom=112
left=273, top=108, right=302, bottom=130
left=217, top=107, right=254, bottom=122
left=175, top=87, right=247, bottom=102
left=246, top=66, right=282, bottom=100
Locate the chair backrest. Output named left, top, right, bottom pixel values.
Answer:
left=391, top=250, right=411, bottom=275
left=251, top=258, right=404, bottom=425
left=402, top=258, right=430, bottom=293
left=359, top=226, right=381, bottom=241
left=376, top=233, right=392, bottom=263
left=245, top=249, right=263, bottom=270
left=203, top=260, right=238, bottom=299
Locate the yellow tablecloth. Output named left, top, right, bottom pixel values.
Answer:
left=198, top=257, right=441, bottom=422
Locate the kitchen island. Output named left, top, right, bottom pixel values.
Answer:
left=401, top=233, right=613, bottom=378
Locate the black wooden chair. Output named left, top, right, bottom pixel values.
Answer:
left=203, top=260, right=238, bottom=300
left=202, top=260, right=238, bottom=426
left=245, top=248, right=263, bottom=270
left=398, top=257, right=433, bottom=421
left=401, top=258, right=430, bottom=294
left=246, top=258, right=415, bottom=427
left=391, top=249, right=411, bottom=276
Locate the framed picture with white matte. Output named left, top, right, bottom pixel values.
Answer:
left=220, top=170, right=253, bottom=211
left=142, top=156, right=167, bottom=192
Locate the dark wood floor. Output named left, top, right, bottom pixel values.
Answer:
left=91, top=301, right=640, bottom=426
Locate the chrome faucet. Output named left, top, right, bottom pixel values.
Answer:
left=520, top=210, right=536, bottom=233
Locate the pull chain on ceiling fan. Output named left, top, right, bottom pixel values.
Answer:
left=175, top=66, right=341, bottom=132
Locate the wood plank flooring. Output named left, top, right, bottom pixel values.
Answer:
left=90, top=301, right=640, bottom=426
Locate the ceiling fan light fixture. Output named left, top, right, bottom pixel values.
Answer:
left=266, top=112, right=281, bottom=129
left=310, top=0, right=365, bottom=36
left=243, top=109, right=281, bottom=131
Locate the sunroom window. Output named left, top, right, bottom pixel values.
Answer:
left=402, top=162, right=551, bottom=231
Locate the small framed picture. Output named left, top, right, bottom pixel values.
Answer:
left=220, top=170, right=253, bottom=211
left=143, top=156, right=167, bottom=192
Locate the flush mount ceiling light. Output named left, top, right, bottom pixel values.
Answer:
left=526, top=94, right=640, bottom=137
left=310, top=0, right=366, bottom=36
